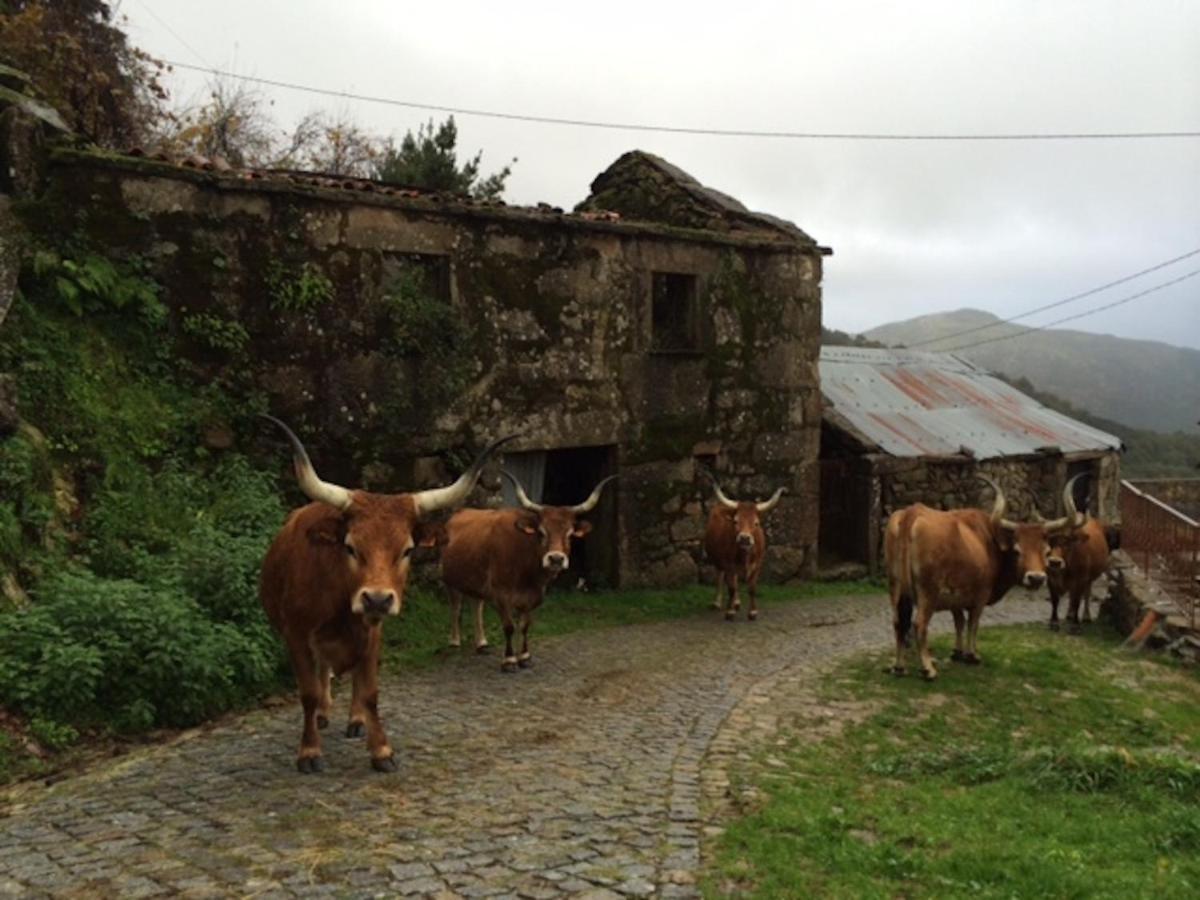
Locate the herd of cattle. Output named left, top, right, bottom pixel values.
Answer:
left=257, top=416, right=1112, bottom=773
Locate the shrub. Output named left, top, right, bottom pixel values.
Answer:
left=0, top=569, right=284, bottom=733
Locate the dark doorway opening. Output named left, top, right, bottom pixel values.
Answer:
left=1066, top=459, right=1096, bottom=516
left=502, top=445, right=619, bottom=589
left=543, top=445, right=618, bottom=590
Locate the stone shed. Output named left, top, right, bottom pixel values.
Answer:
left=818, top=346, right=1122, bottom=572
left=7, top=124, right=829, bottom=586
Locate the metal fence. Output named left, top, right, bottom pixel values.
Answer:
left=1119, top=479, right=1200, bottom=628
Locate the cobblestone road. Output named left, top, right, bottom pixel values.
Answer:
left=0, top=592, right=1045, bottom=898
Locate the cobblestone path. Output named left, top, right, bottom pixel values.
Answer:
left=0, top=592, right=1045, bottom=898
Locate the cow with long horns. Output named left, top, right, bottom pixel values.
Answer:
left=259, top=416, right=513, bottom=773
left=886, top=475, right=1076, bottom=680
left=441, top=470, right=617, bottom=672
left=1045, top=475, right=1112, bottom=633
left=701, top=471, right=786, bottom=621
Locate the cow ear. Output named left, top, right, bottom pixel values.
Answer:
left=307, top=516, right=346, bottom=546
left=514, top=513, right=540, bottom=535
left=414, top=520, right=447, bottom=548
left=572, top=520, right=593, bottom=539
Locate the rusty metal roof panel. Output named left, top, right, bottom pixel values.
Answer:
left=819, top=346, right=1122, bottom=459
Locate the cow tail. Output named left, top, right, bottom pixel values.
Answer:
left=896, top=593, right=914, bottom=647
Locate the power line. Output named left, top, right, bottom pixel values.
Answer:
left=162, top=61, right=1200, bottom=142
left=908, top=245, right=1200, bottom=348
left=133, top=3, right=215, bottom=70
left=940, top=267, right=1200, bottom=353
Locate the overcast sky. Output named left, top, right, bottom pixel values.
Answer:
left=121, top=0, right=1200, bottom=350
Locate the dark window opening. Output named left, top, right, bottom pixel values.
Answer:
left=651, top=272, right=701, bottom=352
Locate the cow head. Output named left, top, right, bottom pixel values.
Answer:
left=979, top=474, right=1080, bottom=589
left=502, top=470, right=618, bottom=574
left=707, top=472, right=785, bottom=550
left=265, top=415, right=513, bottom=624
left=1044, top=475, right=1090, bottom=571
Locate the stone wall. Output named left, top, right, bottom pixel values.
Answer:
left=12, top=148, right=824, bottom=586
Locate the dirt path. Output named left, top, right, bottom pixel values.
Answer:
left=0, top=592, right=1045, bottom=898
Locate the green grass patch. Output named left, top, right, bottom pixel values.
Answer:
left=384, top=579, right=879, bottom=671
left=706, top=626, right=1200, bottom=898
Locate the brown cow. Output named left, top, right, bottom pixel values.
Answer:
left=441, top=470, right=617, bottom=672
left=259, top=416, right=513, bottom=772
left=1045, top=475, right=1111, bottom=633
left=701, top=472, right=785, bottom=622
left=886, top=475, right=1074, bottom=680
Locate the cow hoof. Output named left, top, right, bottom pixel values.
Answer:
left=501, top=659, right=518, bottom=673
left=962, top=653, right=982, bottom=666
left=345, top=722, right=365, bottom=739
left=296, top=755, right=324, bottom=774
left=371, top=754, right=397, bottom=773
left=889, top=666, right=906, bottom=677
left=518, top=656, right=533, bottom=669
left=747, top=611, right=759, bottom=621
left=920, top=669, right=938, bottom=682
left=732, top=601, right=742, bottom=612
left=316, top=714, right=329, bottom=730
left=1049, top=621, right=1061, bottom=632
left=951, top=649, right=968, bottom=663
left=475, top=643, right=491, bottom=655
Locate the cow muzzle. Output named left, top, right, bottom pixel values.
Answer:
left=358, top=589, right=397, bottom=619
left=736, top=533, right=754, bottom=550
left=1048, top=557, right=1065, bottom=571
left=1023, top=572, right=1047, bottom=589
left=543, top=552, right=569, bottom=572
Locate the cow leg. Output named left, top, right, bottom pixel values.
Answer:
left=962, top=605, right=983, bottom=664
left=888, top=577, right=910, bottom=675
left=518, top=610, right=534, bottom=668
left=1082, top=589, right=1093, bottom=623
left=711, top=570, right=725, bottom=610
left=473, top=599, right=490, bottom=653
left=346, top=674, right=367, bottom=740
left=725, top=571, right=740, bottom=621
left=499, top=607, right=518, bottom=673
left=746, top=566, right=760, bottom=621
left=287, top=640, right=324, bottom=773
left=1048, top=584, right=1062, bottom=631
left=914, top=603, right=937, bottom=681
left=352, top=629, right=395, bottom=772
left=316, top=661, right=333, bottom=730
left=448, top=589, right=463, bottom=648
left=950, top=610, right=969, bottom=662
left=1067, top=589, right=1083, bottom=635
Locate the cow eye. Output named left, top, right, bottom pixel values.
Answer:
left=402, top=546, right=414, bottom=559
left=344, top=543, right=356, bottom=558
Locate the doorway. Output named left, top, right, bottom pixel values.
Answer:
left=501, top=445, right=619, bottom=589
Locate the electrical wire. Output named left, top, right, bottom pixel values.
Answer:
left=939, top=267, right=1200, bottom=353
left=162, top=61, right=1200, bottom=142
left=908, top=245, right=1200, bottom=348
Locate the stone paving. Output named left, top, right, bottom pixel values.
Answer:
left=0, top=592, right=1045, bottom=898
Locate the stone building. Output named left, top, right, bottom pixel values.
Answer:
left=2, top=83, right=829, bottom=588
left=819, top=346, right=1122, bottom=572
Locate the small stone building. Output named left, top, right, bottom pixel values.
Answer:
left=818, top=346, right=1122, bottom=572
left=1, top=88, right=830, bottom=588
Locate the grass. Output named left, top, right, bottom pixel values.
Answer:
left=706, top=624, right=1200, bottom=899
left=383, top=577, right=881, bottom=670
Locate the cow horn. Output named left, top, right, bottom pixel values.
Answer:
left=1044, top=474, right=1086, bottom=532
left=569, top=475, right=619, bottom=514
left=976, top=474, right=1017, bottom=530
left=500, top=469, right=544, bottom=513
left=699, top=468, right=739, bottom=510
left=412, top=434, right=520, bottom=515
left=262, top=414, right=353, bottom=511
left=756, top=487, right=786, bottom=513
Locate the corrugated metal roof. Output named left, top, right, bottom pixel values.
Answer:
left=819, top=346, right=1122, bottom=459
